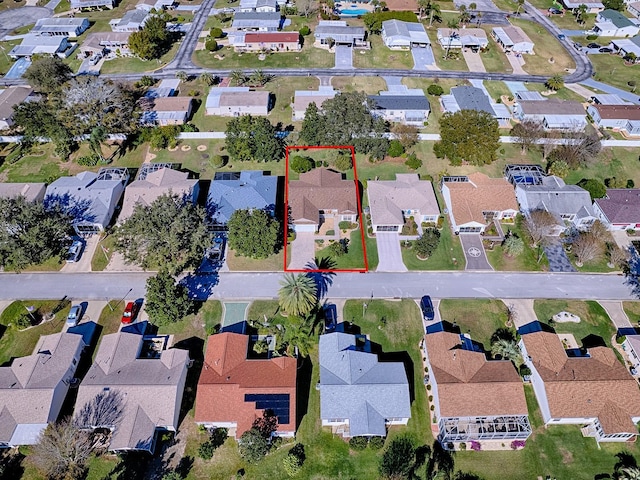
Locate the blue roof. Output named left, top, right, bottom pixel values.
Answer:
left=206, top=171, right=277, bottom=224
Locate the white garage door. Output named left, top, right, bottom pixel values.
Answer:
left=294, top=224, right=316, bottom=233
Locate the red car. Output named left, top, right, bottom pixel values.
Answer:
left=121, top=302, right=140, bottom=324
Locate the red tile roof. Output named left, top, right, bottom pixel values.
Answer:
left=194, top=333, right=297, bottom=438
left=244, top=32, right=300, bottom=44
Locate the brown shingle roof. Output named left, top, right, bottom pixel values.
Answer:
left=444, top=172, right=518, bottom=226
left=517, top=99, right=585, bottom=115
left=244, top=32, right=300, bottom=43
left=522, top=331, right=640, bottom=435
left=592, top=104, right=640, bottom=120
left=425, top=331, right=528, bottom=418
left=0, top=86, right=32, bottom=123
left=595, top=189, right=640, bottom=224
left=288, top=168, right=358, bottom=224
left=194, top=333, right=297, bottom=438
left=151, top=96, right=193, bottom=112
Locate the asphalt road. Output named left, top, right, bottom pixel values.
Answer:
left=166, top=0, right=217, bottom=70
left=0, top=271, right=634, bottom=301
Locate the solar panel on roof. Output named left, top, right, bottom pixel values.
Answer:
left=245, top=393, right=290, bottom=425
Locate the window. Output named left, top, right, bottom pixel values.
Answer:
left=72, top=359, right=77, bottom=366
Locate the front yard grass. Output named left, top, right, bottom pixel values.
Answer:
left=247, top=300, right=281, bottom=322
left=226, top=248, right=284, bottom=271
left=315, top=229, right=378, bottom=270
left=331, top=76, right=388, bottom=95
left=590, top=53, right=640, bottom=92
left=480, top=36, right=513, bottom=74
left=158, top=300, right=222, bottom=342
left=353, top=35, right=414, bottom=70
left=91, top=232, right=117, bottom=271
left=624, top=302, right=640, bottom=324
left=100, top=42, right=180, bottom=74
left=427, top=30, right=469, bottom=72
left=485, top=219, right=549, bottom=272
left=510, top=18, right=575, bottom=74
left=401, top=217, right=465, bottom=270
left=533, top=300, right=615, bottom=346
left=438, top=299, right=510, bottom=349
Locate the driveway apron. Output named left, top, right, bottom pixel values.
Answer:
left=334, top=45, right=354, bottom=69
left=459, top=234, right=493, bottom=270
left=375, top=232, right=408, bottom=272
left=289, top=232, right=316, bottom=270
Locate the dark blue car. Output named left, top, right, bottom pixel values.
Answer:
left=420, top=295, right=435, bottom=321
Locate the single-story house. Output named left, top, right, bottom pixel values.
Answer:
left=229, top=31, right=300, bottom=52
left=288, top=168, right=358, bottom=233
left=314, top=20, right=367, bottom=47
left=368, top=92, right=430, bottom=126
left=560, top=0, right=603, bottom=12
left=231, top=12, right=281, bottom=31
left=610, top=36, right=640, bottom=60
left=519, top=322, right=640, bottom=443
left=144, top=78, right=181, bottom=99
left=437, top=28, right=488, bottom=50
left=0, top=86, right=34, bottom=130
left=31, top=17, right=90, bottom=37
left=206, top=170, right=277, bottom=226
left=9, top=35, right=74, bottom=59
left=109, top=9, right=149, bottom=32
left=587, top=104, right=640, bottom=136
left=319, top=332, right=411, bottom=438
left=74, top=324, right=190, bottom=453
left=119, top=165, right=199, bottom=221
left=593, top=9, right=640, bottom=37
left=515, top=175, right=596, bottom=234
left=381, top=19, right=429, bottom=49
left=0, top=332, right=85, bottom=447
left=141, top=96, right=194, bottom=126
left=441, top=86, right=511, bottom=126
left=44, top=168, right=129, bottom=235
left=136, top=0, right=176, bottom=12
left=512, top=99, right=587, bottom=130
left=80, top=32, right=131, bottom=57
left=195, top=333, right=297, bottom=439
left=491, top=26, right=534, bottom=54
left=71, top=0, right=115, bottom=8
left=622, top=335, right=640, bottom=372
left=237, top=0, right=278, bottom=12
left=367, top=174, right=439, bottom=232
left=590, top=93, right=632, bottom=105
left=629, top=1, right=640, bottom=19
left=441, top=172, right=519, bottom=234
left=205, top=87, right=270, bottom=116
left=0, top=182, right=46, bottom=202
left=593, top=189, right=640, bottom=230
left=291, top=86, right=337, bottom=121
left=423, top=326, right=531, bottom=444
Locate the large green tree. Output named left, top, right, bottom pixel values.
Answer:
left=227, top=209, right=280, bottom=259
left=129, top=14, right=171, bottom=60
left=379, top=435, right=416, bottom=479
left=23, top=56, right=72, bottom=94
left=434, top=109, right=500, bottom=166
left=490, top=338, right=523, bottom=368
left=299, top=102, right=325, bottom=146
left=225, top=115, right=284, bottom=163
left=278, top=273, right=318, bottom=317
left=145, top=269, right=194, bottom=326
left=0, top=196, right=71, bottom=271
left=115, top=193, right=211, bottom=275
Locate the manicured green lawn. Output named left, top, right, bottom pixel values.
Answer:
left=427, top=30, right=469, bottom=72
left=0, top=40, right=21, bottom=75
left=510, top=18, right=575, bottom=74
left=486, top=219, right=550, bottom=271
left=54, top=0, right=71, bottom=12
left=0, top=144, right=69, bottom=183
left=158, top=301, right=222, bottom=342
left=100, top=43, right=180, bottom=74
left=353, top=35, right=414, bottom=70
left=590, top=54, right=640, bottom=93
left=624, top=302, right=640, bottom=324
left=331, top=76, right=388, bottom=95
left=480, top=36, right=513, bottom=74
left=226, top=249, right=285, bottom=271
left=401, top=217, right=465, bottom=271
left=533, top=300, right=616, bottom=346
left=247, top=300, right=281, bottom=322
left=315, top=229, right=378, bottom=270
left=91, top=232, right=117, bottom=272
left=438, top=299, right=510, bottom=349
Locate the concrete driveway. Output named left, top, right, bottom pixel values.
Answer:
left=501, top=298, right=537, bottom=328
left=599, top=301, right=633, bottom=329
left=62, top=300, right=106, bottom=332
left=289, top=232, right=316, bottom=270
left=462, top=49, right=486, bottom=72
left=459, top=234, right=493, bottom=270
left=334, top=45, right=353, bottom=69
left=411, top=46, right=436, bottom=71
left=375, top=232, right=407, bottom=272
left=61, top=236, right=100, bottom=273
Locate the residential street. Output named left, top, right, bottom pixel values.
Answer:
left=0, top=271, right=634, bottom=301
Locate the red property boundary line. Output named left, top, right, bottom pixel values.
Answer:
left=284, top=145, right=369, bottom=273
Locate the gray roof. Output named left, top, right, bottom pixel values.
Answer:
left=382, top=19, right=429, bottom=44
left=368, top=94, right=431, bottom=112
left=450, top=86, right=496, bottom=116
left=0, top=332, right=85, bottom=445
left=239, top=0, right=277, bottom=9
left=45, top=169, right=128, bottom=229
left=594, top=189, right=640, bottom=224
left=32, top=17, right=89, bottom=34
left=515, top=91, right=544, bottom=101
left=319, top=332, right=411, bottom=436
left=74, top=330, right=190, bottom=452
left=315, top=21, right=365, bottom=41
left=517, top=99, right=585, bottom=116
left=0, top=182, right=45, bottom=202
left=516, top=176, right=594, bottom=219
left=116, top=9, right=148, bottom=27
left=599, top=9, right=635, bottom=28
left=207, top=170, right=277, bottom=224
left=232, top=11, right=281, bottom=28
left=591, top=94, right=632, bottom=105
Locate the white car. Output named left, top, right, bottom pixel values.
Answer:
left=66, top=305, right=82, bottom=327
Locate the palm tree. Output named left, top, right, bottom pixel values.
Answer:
left=458, top=4, right=471, bottom=25
left=428, top=2, right=441, bottom=27
left=278, top=273, right=318, bottom=317
left=417, top=0, right=429, bottom=19
left=515, top=0, right=525, bottom=15
left=545, top=74, right=564, bottom=91
left=445, top=18, right=459, bottom=59
left=491, top=339, right=524, bottom=368
left=176, top=70, right=189, bottom=82
left=618, top=467, right=640, bottom=480
left=283, top=317, right=315, bottom=357
left=89, top=126, right=107, bottom=163
left=230, top=69, right=246, bottom=86
left=199, top=72, right=216, bottom=86
left=249, top=69, right=268, bottom=87
left=575, top=3, right=587, bottom=24
left=253, top=338, right=270, bottom=355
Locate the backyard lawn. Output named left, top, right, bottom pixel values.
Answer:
left=533, top=300, right=615, bottom=346
left=438, top=299, right=511, bottom=349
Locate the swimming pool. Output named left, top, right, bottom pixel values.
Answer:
left=337, top=7, right=369, bottom=15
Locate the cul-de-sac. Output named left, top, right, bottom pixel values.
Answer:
left=0, top=0, right=639, bottom=477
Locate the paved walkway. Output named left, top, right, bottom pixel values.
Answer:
left=501, top=298, right=537, bottom=328
left=289, top=232, right=315, bottom=270
left=375, top=232, right=408, bottom=272
left=317, top=75, right=332, bottom=86
left=599, top=300, right=633, bottom=329
left=506, top=53, right=526, bottom=75
left=565, top=82, right=596, bottom=99
left=459, top=234, right=493, bottom=270
left=543, top=240, right=575, bottom=272
left=461, top=49, right=486, bottom=72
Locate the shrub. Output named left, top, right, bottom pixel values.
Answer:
left=459, top=442, right=467, bottom=450
left=628, top=179, right=635, bottom=188
left=578, top=178, right=607, bottom=200
left=334, top=153, right=353, bottom=171
left=210, top=27, right=223, bottom=38
left=76, top=154, right=100, bottom=166
left=338, top=221, right=358, bottom=230
left=198, top=440, right=215, bottom=460
left=547, top=160, right=569, bottom=178
left=15, top=313, right=31, bottom=330
left=205, top=39, right=218, bottom=51
left=210, top=155, right=226, bottom=168
left=414, top=228, right=440, bottom=259
left=299, top=25, right=311, bottom=36
left=291, top=155, right=315, bottom=173
left=617, top=335, right=627, bottom=344
left=405, top=153, right=422, bottom=170
left=329, top=238, right=349, bottom=257
left=388, top=139, right=404, bottom=157
left=427, top=84, right=444, bottom=96
left=499, top=148, right=505, bottom=155
left=182, top=123, right=199, bottom=132
left=369, top=436, right=385, bottom=450
left=520, top=365, right=531, bottom=377
left=349, top=436, right=369, bottom=450
left=503, top=235, right=524, bottom=257
left=283, top=454, right=302, bottom=477
left=586, top=34, right=598, bottom=40
left=510, top=440, right=526, bottom=450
